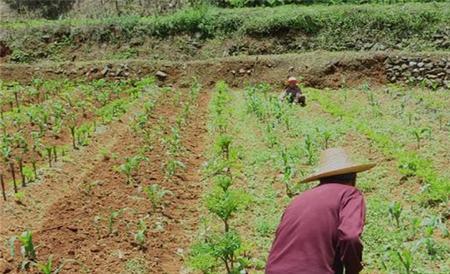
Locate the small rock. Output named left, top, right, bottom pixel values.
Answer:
left=67, top=226, right=78, bottom=232
left=239, top=68, right=246, bottom=74
left=417, top=62, right=424, bottom=68
left=409, top=61, right=417, bottom=67
left=90, top=245, right=102, bottom=253
left=101, top=67, right=110, bottom=76
left=155, top=70, right=168, bottom=79
left=0, top=260, right=12, bottom=273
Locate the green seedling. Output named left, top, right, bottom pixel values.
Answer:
left=411, top=127, right=431, bottom=149
left=214, top=175, right=233, bottom=192
left=206, top=188, right=251, bottom=232
left=17, top=231, right=37, bottom=269
left=396, top=249, right=413, bottom=274
left=14, top=191, right=25, bottom=204
left=119, top=155, right=148, bottom=184
left=304, top=134, right=316, bottom=165
left=134, top=219, right=148, bottom=250
left=388, top=201, right=402, bottom=228
left=36, top=256, right=63, bottom=274
left=164, top=158, right=185, bottom=179
left=143, top=184, right=172, bottom=212
left=108, top=209, right=124, bottom=235
left=215, top=135, right=232, bottom=159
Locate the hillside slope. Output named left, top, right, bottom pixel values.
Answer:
left=1, top=3, right=449, bottom=64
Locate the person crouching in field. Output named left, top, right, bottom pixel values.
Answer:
left=279, top=76, right=306, bottom=106
left=266, top=148, right=376, bottom=274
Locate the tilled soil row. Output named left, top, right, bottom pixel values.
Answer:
left=0, top=90, right=209, bottom=273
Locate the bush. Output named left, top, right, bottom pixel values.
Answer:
left=4, top=0, right=76, bottom=19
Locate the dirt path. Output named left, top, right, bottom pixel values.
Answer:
left=0, top=90, right=210, bottom=273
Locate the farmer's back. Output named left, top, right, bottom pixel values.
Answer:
left=266, top=183, right=365, bottom=274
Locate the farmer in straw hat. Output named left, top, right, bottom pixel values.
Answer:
left=279, top=76, right=306, bottom=106
left=266, top=148, right=376, bottom=274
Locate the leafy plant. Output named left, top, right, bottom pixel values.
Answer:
left=164, top=158, right=186, bottom=178
left=396, top=249, right=413, bottom=274
left=108, top=208, right=124, bottom=235
left=411, top=127, right=431, bottom=149
left=36, top=256, right=63, bottom=274
left=119, top=155, right=148, bottom=184
left=143, top=184, right=172, bottom=212
left=10, top=230, right=37, bottom=270
left=134, top=219, right=148, bottom=250
left=303, top=134, right=317, bottom=165
left=388, top=201, right=403, bottom=228
left=206, top=188, right=250, bottom=232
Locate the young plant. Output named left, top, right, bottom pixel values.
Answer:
left=215, top=134, right=232, bottom=160
left=205, top=187, right=250, bottom=232
left=388, top=201, right=402, bottom=228
left=411, top=127, right=431, bottom=149
left=108, top=208, right=124, bottom=235
left=164, top=158, right=185, bottom=179
left=316, top=127, right=333, bottom=149
left=14, top=191, right=25, bottom=204
left=264, top=122, right=278, bottom=148
left=36, top=256, right=63, bottom=274
left=118, top=155, right=148, bottom=184
left=279, top=147, right=296, bottom=197
left=134, top=219, right=148, bottom=250
left=396, top=249, right=413, bottom=274
left=209, top=230, right=246, bottom=274
left=143, top=184, right=172, bottom=212
left=304, top=134, right=317, bottom=165
left=18, top=230, right=37, bottom=269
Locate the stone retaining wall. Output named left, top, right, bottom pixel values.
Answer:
left=386, top=56, right=450, bottom=89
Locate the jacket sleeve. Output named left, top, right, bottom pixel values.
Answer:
left=337, top=189, right=366, bottom=274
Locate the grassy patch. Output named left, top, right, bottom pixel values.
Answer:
left=2, top=3, right=449, bottom=63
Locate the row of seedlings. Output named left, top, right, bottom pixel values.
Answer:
left=189, top=81, right=252, bottom=274
left=0, top=78, right=152, bottom=202
left=6, top=77, right=159, bottom=272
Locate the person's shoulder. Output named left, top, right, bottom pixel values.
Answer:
left=321, top=183, right=363, bottom=197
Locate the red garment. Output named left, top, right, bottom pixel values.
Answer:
left=266, top=183, right=366, bottom=274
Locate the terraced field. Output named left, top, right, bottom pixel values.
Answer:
left=0, top=1, right=449, bottom=274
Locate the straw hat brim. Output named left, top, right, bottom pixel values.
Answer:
left=301, top=163, right=376, bottom=183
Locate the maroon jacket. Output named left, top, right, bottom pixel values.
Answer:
left=266, top=183, right=366, bottom=274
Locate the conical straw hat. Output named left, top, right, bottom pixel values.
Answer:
left=287, top=77, right=298, bottom=83
left=301, top=147, right=376, bottom=183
